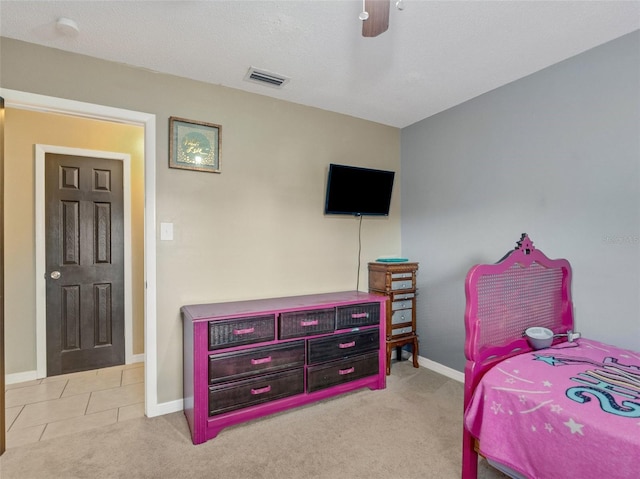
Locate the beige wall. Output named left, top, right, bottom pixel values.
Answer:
left=4, top=108, right=145, bottom=373
left=1, top=38, right=401, bottom=404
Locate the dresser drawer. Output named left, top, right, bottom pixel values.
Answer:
left=391, top=272, right=413, bottom=279
left=307, top=351, right=379, bottom=393
left=335, top=303, right=380, bottom=329
left=208, top=341, right=305, bottom=384
left=391, top=279, right=413, bottom=291
left=307, top=329, right=379, bottom=365
left=279, top=308, right=335, bottom=339
left=391, top=292, right=415, bottom=301
left=208, top=315, right=275, bottom=350
left=208, top=368, right=304, bottom=416
left=391, top=308, right=412, bottom=325
left=391, top=298, right=414, bottom=311
left=391, top=326, right=413, bottom=337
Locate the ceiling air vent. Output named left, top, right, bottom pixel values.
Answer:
left=244, top=67, right=290, bottom=89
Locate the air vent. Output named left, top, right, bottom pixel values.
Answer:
left=244, top=67, right=290, bottom=89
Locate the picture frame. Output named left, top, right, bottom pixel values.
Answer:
left=169, top=117, right=221, bottom=173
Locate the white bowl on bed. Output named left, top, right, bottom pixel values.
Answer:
left=524, top=327, right=554, bottom=350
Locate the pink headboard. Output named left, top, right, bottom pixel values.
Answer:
left=463, top=234, right=574, bottom=405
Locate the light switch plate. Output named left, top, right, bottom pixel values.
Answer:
left=160, top=222, right=173, bottom=241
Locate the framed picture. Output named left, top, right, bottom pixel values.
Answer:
left=169, top=117, right=221, bottom=173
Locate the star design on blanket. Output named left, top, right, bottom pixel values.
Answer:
left=533, top=354, right=565, bottom=366
left=564, top=418, right=584, bottom=435
left=542, top=380, right=552, bottom=387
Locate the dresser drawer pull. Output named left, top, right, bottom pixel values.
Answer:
left=339, top=341, right=356, bottom=349
left=339, top=367, right=355, bottom=375
left=233, top=327, right=255, bottom=335
left=250, top=356, right=272, bottom=365
left=250, top=385, right=272, bottom=395
left=351, top=312, right=369, bottom=319
left=300, top=319, right=319, bottom=327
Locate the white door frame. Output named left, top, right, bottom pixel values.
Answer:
left=1, top=88, right=160, bottom=417
left=35, top=145, right=133, bottom=373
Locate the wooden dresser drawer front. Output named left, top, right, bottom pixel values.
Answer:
left=208, top=315, right=275, bottom=350
left=391, top=298, right=414, bottom=311
left=391, top=309, right=412, bottom=325
left=208, top=368, right=304, bottom=416
left=208, top=341, right=305, bottom=384
left=307, top=329, right=379, bottom=365
left=391, top=280, right=413, bottom=291
left=335, top=303, right=380, bottom=329
left=391, top=292, right=415, bottom=301
left=391, top=272, right=413, bottom=279
left=391, top=326, right=413, bottom=337
left=278, top=308, right=335, bottom=340
left=307, top=351, right=379, bottom=393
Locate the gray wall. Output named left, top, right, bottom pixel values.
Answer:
left=401, top=30, right=640, bottom=372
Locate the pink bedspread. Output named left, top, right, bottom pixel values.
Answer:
left=464, top=339, right=640, bottom=479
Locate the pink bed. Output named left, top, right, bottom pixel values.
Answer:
left=462, top=234, right=640, bottom=479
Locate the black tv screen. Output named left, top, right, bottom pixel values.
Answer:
left=324, top=164, right=395, bottom=216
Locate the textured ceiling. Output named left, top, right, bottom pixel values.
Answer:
left=0, top=0, right=638, bottom=128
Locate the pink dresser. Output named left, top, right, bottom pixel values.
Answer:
left=182, top=291, right=387, bottom=444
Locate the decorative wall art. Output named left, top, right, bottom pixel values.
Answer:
left=169, top=117, right=221, bottom=173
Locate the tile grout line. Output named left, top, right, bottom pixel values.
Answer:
left=38, top=422, right=49, bottom=442
left=84, top=391, right=93, bottom=416
left=59, top=378, right=70, bottom=399
left=5, top=404, right=25, bottom=432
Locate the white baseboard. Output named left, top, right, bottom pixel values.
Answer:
left=130, top=354, right=145, bottom=364
left=6, top=370, right=38, bottom=385
left=394, top=350, right=464, bottom=383
left=417, top=355, right=464, bottom=383
left=152, top=398, right=184, bottom=416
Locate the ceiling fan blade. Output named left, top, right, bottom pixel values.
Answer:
left=362, top=0, right=390, bottom=37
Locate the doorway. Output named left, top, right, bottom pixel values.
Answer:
left=44, top=152, right=126, bottom=376
left=36, top=146, right=133, bottom=377
left=1, top=88, right=159, bottom=417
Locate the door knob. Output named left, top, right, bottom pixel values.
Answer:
left=50, top=271, right=61, bottom=280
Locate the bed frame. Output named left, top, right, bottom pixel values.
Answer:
left=462, top=234, right=574, bottom=479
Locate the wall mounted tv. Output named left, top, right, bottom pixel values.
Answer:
left=324, top=163, right=395, bottom=216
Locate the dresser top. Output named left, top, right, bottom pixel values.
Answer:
left=181, top=290, right=386, bottom=321
left=368, top=261, right=418, bottom=272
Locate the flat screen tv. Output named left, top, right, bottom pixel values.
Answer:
left=324, top=163, right=395, bottom=216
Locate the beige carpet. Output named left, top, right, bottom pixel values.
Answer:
left=0, top=361, right=507, bottom=479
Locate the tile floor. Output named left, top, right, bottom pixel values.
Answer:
left=4, top=362, right=145, bottom=448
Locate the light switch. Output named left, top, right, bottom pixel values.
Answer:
left=160, top=222, right=173, bottom=241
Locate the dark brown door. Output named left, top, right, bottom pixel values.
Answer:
left=45, top=153, right=125, bottom=376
